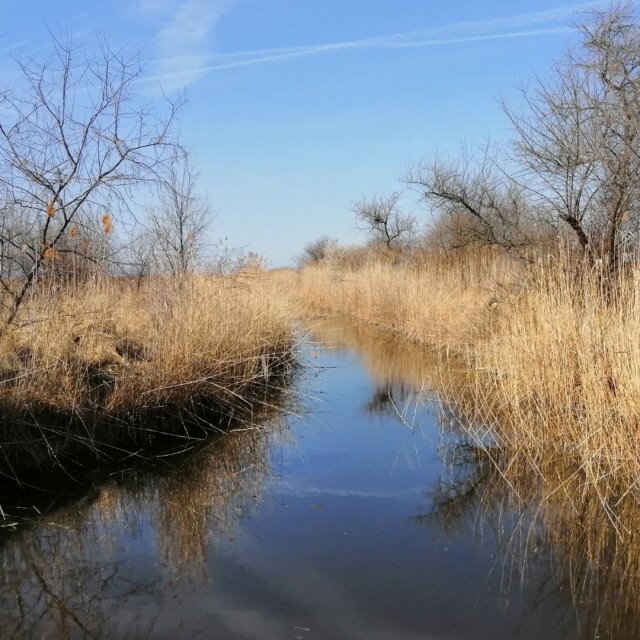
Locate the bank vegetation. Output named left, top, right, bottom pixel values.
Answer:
left=0, top=35, right=294, bottom=472
left=295, top=2, right=640, bottom=507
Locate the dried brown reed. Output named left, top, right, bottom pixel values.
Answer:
left=296, top=248, right=520, bottom=349
left=0, top=272, right=293, bottom=422
left=296, top=248, right=640, bottom=504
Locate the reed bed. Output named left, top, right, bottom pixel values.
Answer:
left=296, top=249, right=519, bottom=350
left=296, top=250, right=640, bottom=503
left=467, top=259, right=640, bottom=502
left=0, top=272, right=294, bottom=454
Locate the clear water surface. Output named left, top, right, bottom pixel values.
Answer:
left=0, top=317, right=631, bottom=639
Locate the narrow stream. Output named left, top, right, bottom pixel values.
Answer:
left=0, top=317, right=634, bottom=639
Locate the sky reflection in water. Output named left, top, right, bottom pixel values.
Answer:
left=0, top=317, right=635, bottom=639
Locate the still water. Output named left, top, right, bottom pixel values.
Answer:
left=0, top=317, right=635, bottom=639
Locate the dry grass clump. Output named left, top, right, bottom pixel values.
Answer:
left=0, top=273, right=293, bottom=420
left=298, top=248, right=640, bottom=503
left=466, top=257, right=640, bottom=500
left=297, top=248, right=519, bottom=350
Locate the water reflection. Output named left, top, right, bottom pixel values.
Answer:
left=307, top=315, right=640, bottom=639
left=305, top=315, right=451, bottom=392
left=0, top=315, right=637, bottom=638
left=304, top=316, right=452, bottom=425
left=459, top=451, right=640, bottom=640
left=425, top=408, right=640, bottom=639
left=0, top=424, right=281, bottom=639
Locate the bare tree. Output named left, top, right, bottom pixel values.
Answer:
left=505, top=1, right=640, bottom=269
left=406, top=145, right=543, bottom=251
left=120, top=229, right=155, bottom=289
left=147, top=153, right=210, bottom=275
left=582, top=1, right=640, bottom=270
left=352, top=192, right=417, bottom=249
left=295, top=235, right=338, bottom=267
left=0, top=35, right=183, bottom=324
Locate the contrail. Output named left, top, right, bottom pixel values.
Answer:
left=142, top=2, right=595, bottom=85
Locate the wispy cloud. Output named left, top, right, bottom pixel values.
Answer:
left=0, top=41, right=29, bottom=56
left=143, top=2, right=596, bottom=87
left=137, top=0, right=237, bottom=89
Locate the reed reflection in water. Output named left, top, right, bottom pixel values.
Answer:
left=0, top=315, right=638, bottom=638
left=0, top=421, right=283, bottom=639
left=307, top=316, right=640, bottom=640
left=431, top=443, right=640, bottom=640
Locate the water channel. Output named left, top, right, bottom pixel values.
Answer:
left=0, top=317, right=635, bottom=639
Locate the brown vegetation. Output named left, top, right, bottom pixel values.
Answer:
left=3, top=275, right=292, bottom=414
left=0, top=272, right=293, bottom=469
left=294, top=246, right=640, bottom=507
left=296, top=247, right=517, bottom=349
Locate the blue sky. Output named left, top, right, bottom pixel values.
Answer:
left=2, top=0, right=595, bottom=265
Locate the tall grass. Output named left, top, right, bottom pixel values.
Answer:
left=297, top=249, right=518, bottom=349
left=296, top=249, right=640, bottom=503
left=0, top=272, right=294, bottom=465
left=467, top=259, right=640, bottom=502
